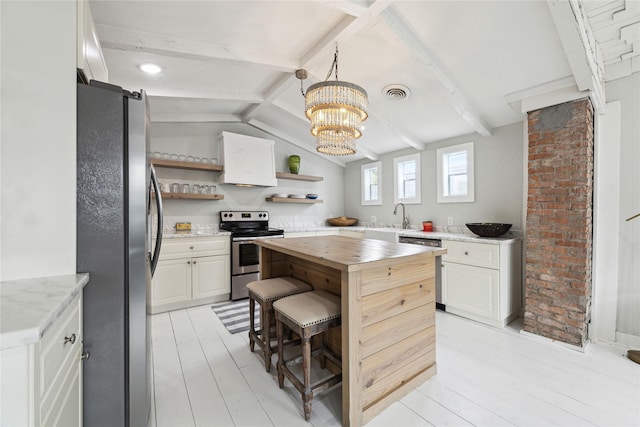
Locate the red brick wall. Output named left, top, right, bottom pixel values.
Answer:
left=524, top=98, right=594, bottom=347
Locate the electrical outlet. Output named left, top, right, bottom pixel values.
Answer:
left=447, top=216, right=454, bottom=226
left=371, top=216, right=377, bottom=223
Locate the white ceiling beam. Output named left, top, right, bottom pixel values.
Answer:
left=147, top=91, right=263, bottom=103
left=247, top=120, right=347, bottom=167
left=150, top=113, right=241, bottom=123
left=319, top=1, right=368, bottom=17
left=505, top=76, right=579, bottom=114
left=376, top=7, right=492, bottom=137
left=547, top=0, right=607, bottom=113
left=96, top=24, right=297, bottom=72
left=367, top=110, right=425, bottom=151
left=243, top=1, right=392, bottom=125
left=241, top=74, right=297, bottom=122
left=301, top=1, right=392, bottom=66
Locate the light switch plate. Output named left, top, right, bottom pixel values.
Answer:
left=371, top=216, right=377, bottom=223
left=447, top=216, right=454, bottom=226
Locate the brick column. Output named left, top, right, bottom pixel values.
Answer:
left=524, top=98, right=594, bottom=347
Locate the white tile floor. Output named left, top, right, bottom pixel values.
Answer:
left=148, top=305, right=640, bottom=427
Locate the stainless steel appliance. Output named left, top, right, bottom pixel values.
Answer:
left=398, top=236, right=444, bottom=311
left=77, top=80, right=163, bottom=427
left=219, top=211, right=284, bottom=300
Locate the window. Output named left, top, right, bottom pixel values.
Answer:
left=361, top=162, right=382, bottom=205
left=393, top=153, right=421, bottom=204
left=437, top=142, right=474, bottom=203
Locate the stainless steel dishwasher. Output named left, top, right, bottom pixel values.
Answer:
left=398, top=236, right=445, bottom=311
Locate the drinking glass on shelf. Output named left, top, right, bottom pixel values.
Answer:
left=199, top=185, right=209, bottom=194
left=210, top=158, right=218, bottom=164
left=170, top=154, right=178, bottom=160
left=162, top=153, right=170, bottom=159
left=194, top=157, right=201, bottom=163
left=186, top=156, right=194, bottom=162
left=170, top=183, right=180, bottom=193
left=201, top=158, right=209, bottom=164
left=152, top=152, right=162, bottom=159
left=181, top=184, right=190, bottom=193
left=178, top=155, right=186, bottom=161
left=191, top=184, right=200, bottom=194
left=210, top=185, right=217, bottom=195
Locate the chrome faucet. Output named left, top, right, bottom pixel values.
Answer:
left=393, top=202, right=409, bottom=229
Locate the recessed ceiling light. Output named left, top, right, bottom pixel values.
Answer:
left=139, top=63, right=162, bottom=74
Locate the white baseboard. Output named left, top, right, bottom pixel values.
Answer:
left=519, top=329, right=589, bottom=353
left=615, top=331, right=640, bottom=349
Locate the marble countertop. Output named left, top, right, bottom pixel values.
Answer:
left=0, top=273, right=90, bottom=350
left=160, top=231, right=231, bottom=239
left=283, top=226, right=521, bottom=244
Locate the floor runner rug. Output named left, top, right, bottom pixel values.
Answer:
left=211, top=299, right=259, bottom=335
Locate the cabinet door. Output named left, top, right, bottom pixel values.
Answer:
left=192, top=255, right=230, bottom=299
left=46, top=359, right=81, bottom=427
left=151, top=258, right=191, bottom=306
left=442, top=261, right=500, bottom=321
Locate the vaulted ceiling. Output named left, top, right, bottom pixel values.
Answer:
left=90, top=0, right=640, bottom=166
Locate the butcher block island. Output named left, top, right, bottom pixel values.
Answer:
left=256, top=235, right=447, bottom=426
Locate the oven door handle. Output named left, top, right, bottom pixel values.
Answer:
left=232, top=235, right=284, bottom=242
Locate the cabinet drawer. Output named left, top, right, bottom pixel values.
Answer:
left=40, top=294, right=82, bottom=405
left=442, top=240, right=499, bottom=269
left=442, top=262, right=500, bottom=321
left=160, top=236, right=229, bottom=259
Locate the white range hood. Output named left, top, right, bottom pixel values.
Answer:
left=218, top=131, right=277, bottom=187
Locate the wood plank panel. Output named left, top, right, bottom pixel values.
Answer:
left=360, top=260, right=433, bottom=297
left=361, top=303, right=435, bottom=358
left=361, top=327, right=435, bottom=389
left=362, top=353, right=436, bottom=410
left=343, top=269, right=363, bottom=427
left=288, top=256, right=342, bottom=295
left=361, top=280, right=434, bottom=327
left=362, top=365, right=437, bottom=425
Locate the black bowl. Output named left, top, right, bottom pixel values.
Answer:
left=466, top=223, right=512, bottom=238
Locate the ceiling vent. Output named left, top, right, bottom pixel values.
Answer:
left=383, top=84, right=411, bottom=100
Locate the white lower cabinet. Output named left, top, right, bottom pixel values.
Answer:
left=149, top=236, right=230, bottom=314
left=442, top=239, right=521, bottom=328
left=1, top=293, right=83, bottom=426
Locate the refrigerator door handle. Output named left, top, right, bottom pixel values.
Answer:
left=150, top=165, right=163, bottom=276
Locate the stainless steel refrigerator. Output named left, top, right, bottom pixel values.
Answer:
left=77, top=80, right=163, bottom=427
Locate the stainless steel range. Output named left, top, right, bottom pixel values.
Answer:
left=219, top=211, right=284, bottom=300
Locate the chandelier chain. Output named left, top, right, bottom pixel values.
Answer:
left=324, top=44, right=339, bottom=81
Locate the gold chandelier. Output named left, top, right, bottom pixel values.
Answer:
left=296, top=45, right=368, bottom=156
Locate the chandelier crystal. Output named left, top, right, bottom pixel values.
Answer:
left=297, top=45, right=368, bottom=156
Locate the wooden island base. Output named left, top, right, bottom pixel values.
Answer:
left=257, top=235, right=446, bottom=426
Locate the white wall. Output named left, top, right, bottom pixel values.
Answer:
left=344, top=122, right=524, bottom=231
left=0, top=1, right=77, bottom=280
left=150, top=122, right=345, bottom=229
left=605, top=73, right=640, bottom=340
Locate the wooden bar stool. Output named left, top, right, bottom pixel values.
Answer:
left=273, top=290, right=342, bottom=421
left=247, top=277, right=312, bottom=371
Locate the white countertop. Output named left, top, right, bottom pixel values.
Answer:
left=0, top=273, right=90, bottom=350
left=284, top=226, right=521, bottom=244
left=161, top=231, right=231, bottom=239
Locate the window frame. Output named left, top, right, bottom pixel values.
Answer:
left=437, top=142, right=475, bottom=203
left=393, top=153, right=421, bottom=204
left=361, top=161, right=382, bottom=206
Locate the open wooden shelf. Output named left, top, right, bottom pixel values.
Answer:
left=152, top=159, right=223, bottom=172
left=265, top=197, right=323, bottom=204
left=275, top=172, right=323, bottom=182
left=156, top=192, right=224, bottom=200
